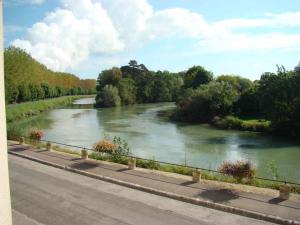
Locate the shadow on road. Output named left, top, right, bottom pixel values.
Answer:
left=71, top=161, right=99, bottom=170
left=199, top=189, right=239, bottom=203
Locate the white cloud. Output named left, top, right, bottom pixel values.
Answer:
left=11, top=0, right=300, bottom=71
left=12, top=1, right=124, bottom=71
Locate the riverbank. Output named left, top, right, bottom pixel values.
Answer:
left=33, top=142, right=300, bottom=194
left=6, top=95, right=94, bottom=139
left=159, top=108, right=271, bottom=133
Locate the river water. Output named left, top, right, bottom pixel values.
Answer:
left=17, top=98, right=300, bottom=182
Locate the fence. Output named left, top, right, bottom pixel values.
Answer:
left=17, top=135, right=300, bottom=186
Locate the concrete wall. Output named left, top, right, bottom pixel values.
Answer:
left=0, top=1, right=12, bottom=224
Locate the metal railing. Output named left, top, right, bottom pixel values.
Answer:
left=16, top=136, right=300, bottom=186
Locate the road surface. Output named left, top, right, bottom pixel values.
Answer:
left=9, top=155, right=274, bottom=225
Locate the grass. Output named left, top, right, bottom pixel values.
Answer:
left=85, top=152, right=300, bottom=193
left=213, top=116, right=271, bottom=132
left=6, top=95, right=94, bottom=123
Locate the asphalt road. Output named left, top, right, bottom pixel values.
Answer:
left=9, top=155, right=274, bottom=225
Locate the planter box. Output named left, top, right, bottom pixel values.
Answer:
left=81, top=149, right=88, bottom=160
left=128, top=157, right=136, bottom=170
left=46, top=142, right=51, bottom=151
left=19, top=136, right=25, bottom=145
left=192, top=170, right=201, bottom=183
left=279, top=184, right=291, bottom=200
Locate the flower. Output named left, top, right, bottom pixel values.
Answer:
left=29, top=128, right=44, bottom=140
left=93, top=140, right=117, bottom=153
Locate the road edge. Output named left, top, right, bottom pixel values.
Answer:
left=8, top=150, right=300, bottom=225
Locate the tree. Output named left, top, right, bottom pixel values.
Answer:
left=174, top=81, right=238, bottom=122
left=184, top=66, right=213, bottom=89
left=118, top=78, right=137, bottom=105
left=258, top=67, right=300, bottom=137
left=95, top=85, right=121, bottom=107
left=295, top=61, right=300, bottom=74
left=97, top=67, right=122, bottom=90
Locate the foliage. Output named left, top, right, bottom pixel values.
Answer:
left=213, top=116, right=270, bottom=132
left=173, top=81, right=238, bottom=122
left=267, top=160, right=280, bottom=180
left=219, top=160, right=255, bottom=181
left=4, top=47, right=96, bottom=104
left=29, top=127, right=44, bottom=140
left=95, top=60, right=184, bottom=107
left=258, top=66, right=300, bottom=137
left=93, top=140, right=117, bottom=153
left=95, top=85, right=121, bottom=107
left=183, top=66, right=213, bottom=89
left=6, top=96, right=86, bottom=123
left=118, top=78, right=137, bottom=105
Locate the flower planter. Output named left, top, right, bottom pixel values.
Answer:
left=81, top=149, right=88, bottom=160
left=279, top=184, right=291, bottom=200
left=19, top=136, right=25, bottom=145
left=192, top=170, right=201, bottom=183
left=128, top=157, right=136, bottom=170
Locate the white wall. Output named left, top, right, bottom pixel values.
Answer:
left=0, top=0, right=12, bottom=224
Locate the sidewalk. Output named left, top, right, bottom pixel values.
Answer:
left=7, top=140, right=300, bottom=224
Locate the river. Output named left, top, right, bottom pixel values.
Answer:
left=15, top=98, right=300, bottom=183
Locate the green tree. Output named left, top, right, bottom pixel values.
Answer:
left=118, top=78, right=137, bottom=105
left=174, top=81, right=238, bottom=122
left=183, top=66, right=213, bottom=89
left=95, top=85, right=121, bottom=107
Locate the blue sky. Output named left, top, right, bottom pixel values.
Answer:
left=4, top=0, right=300, bottom=80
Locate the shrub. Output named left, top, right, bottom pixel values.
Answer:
left=219, top=160, right=255, bottom=182
left=29, top=127, right=44, bottom=140
left=93, top=140, right=117, bottom=153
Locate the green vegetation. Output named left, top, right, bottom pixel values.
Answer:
left=6, top=95, right=88, bottom=123
left=213, top=116, right=270, bottom=132
left=5, top=47, right=96, bottom=103
left=172, top=64, right=300, bottom=138
left=95, top=60, right=183, bottom=107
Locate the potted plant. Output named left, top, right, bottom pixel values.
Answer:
left=93, top=140, right=117, bottom=154
left=192, top=169, right=201, bottom=183
left=219, top=160, right=255, bottom=183
left=29, top=128, right=44, bottom=146
left=279, top=183, right=291, bottom=200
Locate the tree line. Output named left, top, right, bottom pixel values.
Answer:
left=95, top=60, right=183, bottom=107
left=96, top=60, right=300, bottom=138
left=5, top=47, right=96, bottom=104
left=172, top=63, right=300, bottom=138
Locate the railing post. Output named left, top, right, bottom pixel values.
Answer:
left=128, top=156, right=136, bottom=170
left=81, top=148, right=88, bottom=160
left=19, top=136, right=25, bottom=145
left=192, top=169, right=201, bottom=183
left=46, top=142, right=51, bottom=151
left=279, top=183, right=290, bottom=200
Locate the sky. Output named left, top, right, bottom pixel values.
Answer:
left=3, top=0, right=300, bottom=80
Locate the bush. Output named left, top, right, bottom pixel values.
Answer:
left=93, top=140, right=117, bottom=153
left=29, top=127, right=44, bottom=140
left=219, top=160, right=255, bottom=182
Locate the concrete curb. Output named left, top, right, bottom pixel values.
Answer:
left=8, top=150, right=300, bottom=225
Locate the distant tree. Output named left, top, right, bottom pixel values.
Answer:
left=95, top=85, right=121, bottom=107
left=216, top=75, right=252, bottom=94
left=174, top=81, right=238, bottom=122
left=295, top=61, right=300, bottom=74
left=118, top=78, right=137, bottom=105
left=97, top=67, right=122, bottom=90
left=184, top=66, right=213, bottom=89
